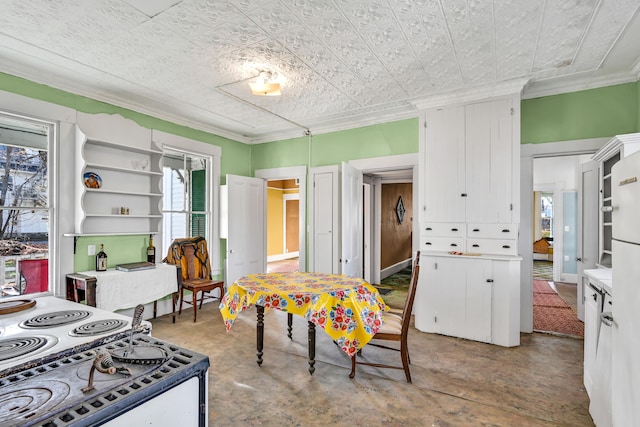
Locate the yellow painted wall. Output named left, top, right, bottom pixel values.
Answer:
left=267, top=188, right=283, bottom=256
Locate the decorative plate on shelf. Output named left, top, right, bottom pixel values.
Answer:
left=83, top=171, right=102, bottom=189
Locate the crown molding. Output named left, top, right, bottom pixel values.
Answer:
left=522, top=71, right=638, bottom=100
left=411, top=78, right=529, bottom=110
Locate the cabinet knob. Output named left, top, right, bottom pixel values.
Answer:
left=472, top=228, right=480, bottom=232
left=502, top=245, right=510, bottom=249
left=450, top=243, right=457, bottom=247
left=592, top=293, right=597, bottom=301
left=461, top=193, right=467, bottom=197
left=451, top=228, right=458, bottom=232
left=502, top=229, right=510, bottom=233
left=426, top=227, right=432, bottom=231
left=576, top=257, right=583, bottom=262
left=425, top=242, right=432, bottom=246
left=472, top=244, right=479, bottom=248
left=486, top=279, right=494, bottom=283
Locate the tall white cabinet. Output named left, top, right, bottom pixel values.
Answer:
left=416, top=94, right=522, bottom=347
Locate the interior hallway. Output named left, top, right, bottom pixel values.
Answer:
left=150, top=304, right=592, bottom=426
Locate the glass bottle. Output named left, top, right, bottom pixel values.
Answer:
left=147, top=234, right=156, bottom=264
left=96, top=244, right=108, bottom=271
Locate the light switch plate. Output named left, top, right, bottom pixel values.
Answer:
left=88, top=245, right=96, bottom=256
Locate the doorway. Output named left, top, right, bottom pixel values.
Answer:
left=531, top=155, right=590, bottom=337
left=255, top=166, right=307, bottom=274
left=266, top=179, right=299, bottom=273
left=523, top=143, right=605, bottom=338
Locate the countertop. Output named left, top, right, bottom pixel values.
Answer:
left=584, top=268, right=612, bottom=295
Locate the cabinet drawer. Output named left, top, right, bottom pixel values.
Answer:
left=467, top=223, right=518, bottom=239
left=467, top=238, right=517, bottom=256
left=421, top=236, right=465, bottom=252
left=422, top=223, right=464, bottom=237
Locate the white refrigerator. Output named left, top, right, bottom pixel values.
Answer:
left=610, top=149, right=640, bottom=426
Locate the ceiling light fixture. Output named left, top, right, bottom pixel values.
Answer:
left=249, top=70, right=281, bottom=96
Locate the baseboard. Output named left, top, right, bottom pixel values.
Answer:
left=267, top=252, right=299, bottom=262
left=557, top=273, right=577, bottom=284
left=380, top=259, right=411, bottom=281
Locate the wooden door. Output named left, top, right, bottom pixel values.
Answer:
left=285, top=199, right=299, bottom=253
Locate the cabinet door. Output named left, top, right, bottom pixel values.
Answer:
left=414, top=256, right=441, bottom=333
left=463, top=259, right=493, bottom=343
left=465, top=99, right=513, bottom=223
left=423, top=107, right=466, bottom=222
left=583, top=283, right=601, bottom=398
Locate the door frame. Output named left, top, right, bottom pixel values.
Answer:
left=349, top=153, right=419, bottom=284
left=255, top=166, right=307, bottom=272
left=520, top=137, right=607, bottom=333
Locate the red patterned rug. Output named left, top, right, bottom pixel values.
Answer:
left=533, top=280, right=584, bottom=338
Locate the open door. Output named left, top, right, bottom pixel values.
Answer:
left=226, top=174, right=266, bottom=286
left=341, top=162, right=363, bottom=278
left=577, top=160, right=599, bottom=321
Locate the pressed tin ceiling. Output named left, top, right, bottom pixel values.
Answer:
left=0, top=0, right=639, bottom=144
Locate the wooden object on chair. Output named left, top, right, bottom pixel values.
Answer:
left=350, top=251, right=421, bottom=383
left=164, top=237, right=224, bottom=323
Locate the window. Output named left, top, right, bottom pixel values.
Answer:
left=0, top=112, right=53, bottom=298
left=162, top=148, right=211, bottom=251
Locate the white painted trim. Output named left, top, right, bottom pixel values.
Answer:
left=267, top=252, right=299, bottom=263
left=348, top=154, right=419, bottom=284
left=522, top=72, right=638, bottom=100
left=380, top=258, right=412, bottom=280
left=520, top=137, right=607, bottom=333
left=255, top=165, right=307, bottom=272
left=412, top=78, right=528, bottom=110
left=152, top=130, right=222, bottom=276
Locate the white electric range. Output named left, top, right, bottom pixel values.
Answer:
left=0, top=295, right=209, bottom=426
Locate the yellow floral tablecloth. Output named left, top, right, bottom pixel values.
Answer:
left=219, top=272, right=387, bottom=356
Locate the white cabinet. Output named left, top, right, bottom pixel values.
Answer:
left=421, top=98, right=516, bottom=225
left=74, top=112, right=162, bottom=235
left=592, top=133, right=640, bottom=268
left=415, top=253, right=521, bottom=347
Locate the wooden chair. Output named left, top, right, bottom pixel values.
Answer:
left=164, top=237, right=224, bottom=323
left=350, top=251, right=421, bottom=382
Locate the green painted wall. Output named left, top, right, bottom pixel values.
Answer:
left=0, top=72, right=250, bottom=273
left=521, top=82, right=639, bottom=144
left=251, top=118, right=419, bottom=172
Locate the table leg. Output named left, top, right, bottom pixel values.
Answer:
left=256, top=305, right=264, bottom=367
left=307, top=321, right=316, bottom=375
left=287, top=313, right=293, bottom=340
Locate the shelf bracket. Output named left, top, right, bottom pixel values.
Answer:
left=73, top=236, right=79, bottom=255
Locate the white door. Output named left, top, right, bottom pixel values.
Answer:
left=226, top=174, right=266, bottom=286
left=310, top=167, right=339, bottom=273
left=577, top=160, right=599, bottom=321
left=341, top=162, right=363, bottom=278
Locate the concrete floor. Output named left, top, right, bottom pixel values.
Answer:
left=150, top=302, right=592, bottom=427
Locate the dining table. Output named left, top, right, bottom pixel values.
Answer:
left=219, top=272, right=387, bottom=374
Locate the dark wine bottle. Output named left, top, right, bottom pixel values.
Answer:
left=96, top=244, right=108, bottom=271
left=147, top=234, right=156, bottom=263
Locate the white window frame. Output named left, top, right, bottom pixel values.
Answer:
left=0, top=90, right=74, bottom=297
left=152, top=130, right=222, bottom=276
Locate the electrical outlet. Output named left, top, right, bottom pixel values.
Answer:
left=88, top=245, right=96, bottom=256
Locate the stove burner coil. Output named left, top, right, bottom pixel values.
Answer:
left=0, top=336, right=57, bottom=362
left=69, top=319, right=127, bottom=337
left=19, top=310, right=91, bottom=329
